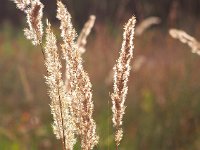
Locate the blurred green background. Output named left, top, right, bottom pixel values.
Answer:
left=1, top=0, right=200, bottom=149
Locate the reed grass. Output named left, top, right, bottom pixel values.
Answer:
left=13, top=0, right=136, bottom=149
left=111, top=16, right=136, bottom=149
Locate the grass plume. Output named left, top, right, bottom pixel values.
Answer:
left=77, top=15, right=96, bottom=54
left=57, top=1, right=99, bottom=149
left=44, top=21, right=76, bottom=150
left=13, top=0, right=137, bottom=149
left=111, top=16, right=136, bottom=148
left=169, top=29, right=200, bottom=55
left=13, top=0, right=44, bottom=45
left=135, top=16, right=160, bottom=36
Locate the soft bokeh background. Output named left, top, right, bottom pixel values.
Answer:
left=1, top=0, right=200, bottom=149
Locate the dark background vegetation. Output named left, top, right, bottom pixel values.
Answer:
left=1, top=0, right=200, bottom=149
left=1, top=0, right=200, bottom=27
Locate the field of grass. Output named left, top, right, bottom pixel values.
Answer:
left=1, top=19, right=200, bottom=150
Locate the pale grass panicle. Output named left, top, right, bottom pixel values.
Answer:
left=111, top=16, right=136, bottom=147
left=13, top=0, right=99, bottom=149
left=13, top=0, right=44, bottom=45
left=64, top=15, right=96, bottom=91
left=115, top=128, right=123, bottom=145
left=12, top=0, right=31, bottom=11
left=169, top=29, right=200, bottom=55
left=56, top=0, right=77, bottom=92
left=44, top=21, right=76, bottom=150
left=77, top=15, right=96, bottom=54
left=56, top=1, right=77, bottom=45
left=13, top=0, right=136, bottom=149
left=105, top=55, right=146, bottom=85
left=135, top=16, right=161, bottom=36
left=57, top=1, right=99, bottom=149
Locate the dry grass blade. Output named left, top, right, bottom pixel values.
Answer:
left=169, top=29, right=200, bottom=55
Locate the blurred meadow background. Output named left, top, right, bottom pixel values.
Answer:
left=1, top=0, right=200, bottom=149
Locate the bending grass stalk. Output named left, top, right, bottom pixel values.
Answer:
left=169, top=29, right=200, bottom=55
left=77, top=15, right=96, bottom=54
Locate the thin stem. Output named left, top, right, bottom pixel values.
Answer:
left=108, top=96, right=110, bottom=150
left=116, top=145, right=119, bottom=150
left=39, top=43, right=46, bottom=60
left=115, top=127, right=120, bottom=150
left=58, top=93, right=66, bottom=150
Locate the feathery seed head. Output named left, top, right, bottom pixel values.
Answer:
left=57, top=1, right=77, bottom=43
left=13, top=0, right=44, bottom=45
left=111, top=16, right=136, bottom=146
left=135, top=16, right=161, bottom=36
left=115, top=128, right=123, bottom=146
left=12, top=0, right=31, bottom=11
left=57, top=1, right=99, bottom=149
left=77, top=15, right=96, bottom=54
left=24, top=0, right=44, bottom=45
left=169, top=29, right=200, bottom=55
left=44, top=21, right=76, bottom=150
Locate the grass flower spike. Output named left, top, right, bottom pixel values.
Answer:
left=12, top=0, right=31, bottom=11
left=77, top=15, right=96, bottom=54
left=13, top=0, right=137, bottom=149
left=13, top=0, right=44, bottom=45
left=135, top=16, right=161, bottom=36
left=169, top=29, right=200, bottom=55
left=44, top=21, right=76, bottom=150
left=57, top=1, right=99, bottom=149
left=111, top=16, right=136, bottom=147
